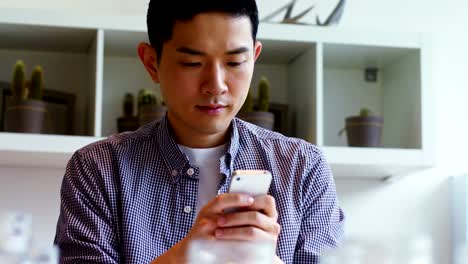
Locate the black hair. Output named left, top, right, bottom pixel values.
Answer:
left=146, top=0, right=259, bottom=64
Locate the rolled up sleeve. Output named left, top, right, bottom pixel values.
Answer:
left=293, top=151, right=345, bottom=263
left=54, top=151, right=119, bottom=264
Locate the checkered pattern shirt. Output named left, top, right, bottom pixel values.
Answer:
left=54, top=116, right=345, bottom=263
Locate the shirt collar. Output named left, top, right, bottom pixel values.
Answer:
left=156, top=116, right=242, bottom=181
left=156, top=116, right=190, bottom=182
left=224, top=118, right=241, bottom=170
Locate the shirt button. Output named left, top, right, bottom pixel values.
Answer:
left=187, top=168, right=195, bottom=176
left=171, top=170, right=178, bottom=177
left=184, top=206, right=192, bottom=213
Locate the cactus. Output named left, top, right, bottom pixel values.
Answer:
left=11, top=60, right=27, bottom=100
left=141, top=94, right=157, bottom=105
left=257, top=76, right=270, bottom=111
left=11, top=62, right=45, bottom=101
left=359, top=108, right=372, bottom=117
left=138, top=89, right=159, bottom=106
left=239, top=76, right=271, bottom=113
left=123, top=93, right=134, bottom=116
left=29, top=66, right=44, bottom=100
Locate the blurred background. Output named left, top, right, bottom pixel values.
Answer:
left=1, top=0, right=468, bottom=263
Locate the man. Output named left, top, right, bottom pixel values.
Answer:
left=54, top=0, right=345, bottom=263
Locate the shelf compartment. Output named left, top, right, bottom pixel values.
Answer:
left=101, top=29, right=153, bottom=137
left=0, top=23, right=101, bottom=136
left=253, top=39, right=318, bottom=138
left=322, top=43, right=422, bottom=149
left=0, top=23, right=95, bottom=53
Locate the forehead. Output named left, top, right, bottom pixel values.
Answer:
left=168, top=12, right=254, bottom=48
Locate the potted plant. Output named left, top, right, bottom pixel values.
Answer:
left=117, top=93, right=139, bottom=132
left=137, top=89, right=166, bottom=126
left=237, top=76, right=275, bottom=130
left=339, top=108, right=384, bottom=147
left=4, top=61, right=48, bottom=133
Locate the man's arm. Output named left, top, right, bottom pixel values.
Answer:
left=54, top=151, right=119, bottom=264
left=293, top=151, right=345, bottom=263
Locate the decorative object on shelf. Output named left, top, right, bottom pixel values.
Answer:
left=261, top=0, right=346, bottom=26
left=237, top=76, right=275, bottom=130
left=3, top=61, right=49, bottom=134
left=268, top=102, right=289, bottom=136
left=364, top=67, right=379, bottom=82
left=137, top=89, right=166, bottom=126
left=117, top=93, right=139, bottom=133
left=339, top=108, right=383, bottom=147
left=1, top=86, right=76, bottom=135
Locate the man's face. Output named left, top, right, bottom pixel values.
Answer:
left=146, top=13, right=262, bottom=145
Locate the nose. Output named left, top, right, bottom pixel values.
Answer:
left=201, top=61, right=228, bottom=96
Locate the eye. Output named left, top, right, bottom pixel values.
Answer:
left=227, top=61, right=244, bottom=67
left=181, top=62, right=201, bottom=67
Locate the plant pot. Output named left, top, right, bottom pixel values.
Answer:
left=117, top=116, right=139, bottom=133
left=237, top=111, right=275, bottom=130
left=138, top=105, right=167, bottom=126
left=345, top=115, right=383, bottom=147
left=4, top=99, right=48, bottom=133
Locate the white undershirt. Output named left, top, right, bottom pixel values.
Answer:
left=178, top=144, right=227, bottom=215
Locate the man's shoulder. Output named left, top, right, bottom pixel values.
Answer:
left=75, top=121, right=161, bottom=159
left=235, top=118, right=322, bottom=158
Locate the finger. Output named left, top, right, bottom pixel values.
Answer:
left=204, top=193, right=255, bottom=214
left=214, top=226, right=272, bottom=241
left=247, top=195, right=278, bottom=219
left=195, top=217, right=219, bottom=234
left=218, top=211, right=280, bottom=234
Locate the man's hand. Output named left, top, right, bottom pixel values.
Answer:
left=214, top=194, right=280, bottom=244
left=151, top=193, right=282, bottom=264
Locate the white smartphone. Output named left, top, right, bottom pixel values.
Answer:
left=228, top=170, right=272, bottom=196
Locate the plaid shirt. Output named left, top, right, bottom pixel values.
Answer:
left=54, top=116, right=345, bottom=263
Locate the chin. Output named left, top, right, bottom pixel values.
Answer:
left=196, top=119, right=232, bottom=134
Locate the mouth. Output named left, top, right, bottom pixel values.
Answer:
left=196, top=104, right=228, bottom=115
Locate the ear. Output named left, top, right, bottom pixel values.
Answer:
left=137, top=42, right=160, bottom=83
left=253, top=40, right=263, bottom=62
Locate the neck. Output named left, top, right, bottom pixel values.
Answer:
left=167, top=117, right=231, bottom=149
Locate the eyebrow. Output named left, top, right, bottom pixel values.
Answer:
left=176, top=46, right=250, bottom=56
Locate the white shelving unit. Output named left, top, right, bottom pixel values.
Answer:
left=0, top=9, right=434, bottom=180
left=0, top=133, right=103, bottom=169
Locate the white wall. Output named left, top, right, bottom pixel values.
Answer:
left=0, top=0, right=148, bottom=15
left=0, top=167, right=63, bottom=244
left=2, top=1, right=468, bottom=263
